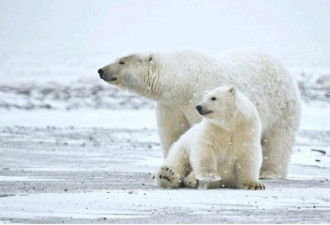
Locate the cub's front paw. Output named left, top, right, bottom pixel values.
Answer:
left=242, top=181, right=265, bottom=190
left=183, top=172, right=198, bottom=188
left=196, top=174, right=221, bottom=189
left=156, top=166, right=181, bottom=188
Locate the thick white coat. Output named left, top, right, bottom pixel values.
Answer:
left=100, top=48, right=302, bottom=179
left=156, top=86, right=264, bottom=189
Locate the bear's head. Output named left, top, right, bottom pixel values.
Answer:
left=196, top=86, right=238, bottom=130
left=98, top=53, right=157, bottom=97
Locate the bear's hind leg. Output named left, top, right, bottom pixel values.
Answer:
left=260, top=122, right=298, bottom=179
left=156, top=141, right=191, bottom=188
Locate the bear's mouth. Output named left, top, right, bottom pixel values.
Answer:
left=98, top=69, right=117, bottom=82
left=199, top=110, right=213, bottom=115
left=104, top=77, right=117, bottom=82
left=100, top=75, right=117, bottom=82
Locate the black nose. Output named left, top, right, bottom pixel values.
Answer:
left=196, top=105, right=202, bottom=112
left=98, top=69, right=105, bottom=79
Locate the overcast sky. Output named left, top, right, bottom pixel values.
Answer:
left=1, top=0, right=329, bottom=56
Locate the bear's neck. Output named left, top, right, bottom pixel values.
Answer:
left=202, top=119, right=235, bottom=133
left=132, top=74, right=178, bottom=103
left=135, top=56, right=193, bottom=103
left=131, top=50, right=223, bottom=104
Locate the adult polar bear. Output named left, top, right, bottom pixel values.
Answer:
left=98, top=49, right=302, bottom=179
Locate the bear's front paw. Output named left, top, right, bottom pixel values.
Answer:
left=196, top=174, right=221, bottom=189
left=183, top=172, right=198, bottom=188
left=156, top=166, right=181, bottom=188
left=242, top=181, right=265, bottom=190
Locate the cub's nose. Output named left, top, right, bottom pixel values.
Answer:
left=98, top=69, right=105, bottom=79
left=196, top=105, right=202, bottom=112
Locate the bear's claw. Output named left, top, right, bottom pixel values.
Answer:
left=242, top=181, right=265, bottom=190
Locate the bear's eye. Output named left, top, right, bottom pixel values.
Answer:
left=210, top=97, right=217, bottom=101
left=119, top=61, right=125, bottom=65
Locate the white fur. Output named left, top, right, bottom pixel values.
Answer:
left=100, top=48, right=302, bottom=179
left=155, top=86, right=264, bottom=189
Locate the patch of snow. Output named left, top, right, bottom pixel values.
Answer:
left=0, top=109, right=156, bottom=129
left=0, top=176, right=59, bottom=182
left=300, top=102, right=330, bottom=131
left=0, top=189, right=329, bottom=221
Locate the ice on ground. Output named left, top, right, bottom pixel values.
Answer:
left=0, top=100, right=329, bottom=131
left=0, top=109, right=156, bottom=129
left=1, top=188, right=329, bottom=223
left=0, top=121, right=329, bottom=223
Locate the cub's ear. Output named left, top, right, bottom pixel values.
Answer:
left=228, top=86, right=236, bottom=95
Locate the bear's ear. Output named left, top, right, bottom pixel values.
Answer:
left=204, top=90, right=209, bottom=96
left=228, top=86, right=236, bottom=95
left=148, top=55, right=153, bottom=63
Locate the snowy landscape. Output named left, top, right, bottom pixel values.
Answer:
left=0, top=0, right=330, bottom=223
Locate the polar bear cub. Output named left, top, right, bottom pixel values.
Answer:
left=156, top=86, right=265, bottom=190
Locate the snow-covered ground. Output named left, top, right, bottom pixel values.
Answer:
left=0, top=116, right=329, bottom=223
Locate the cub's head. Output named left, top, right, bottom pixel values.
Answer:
left=196, top=86, right=238, bottom=129
left=98, top=53, right=155, bottom=94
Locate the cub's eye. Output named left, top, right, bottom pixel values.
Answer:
left=210, top=97, right=217, bottom=101
left=119, top=61, right=125, bottom=65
